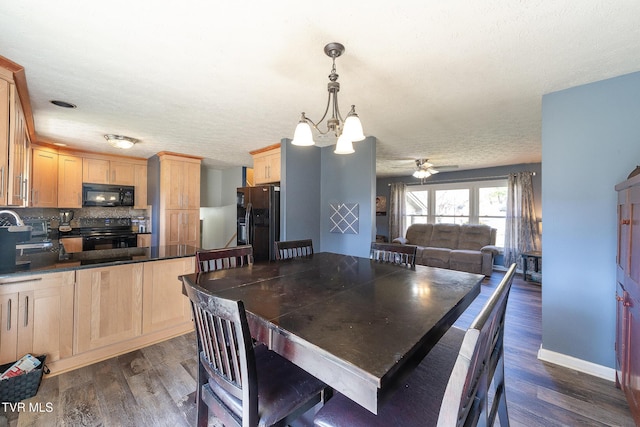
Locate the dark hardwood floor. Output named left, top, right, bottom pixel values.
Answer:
left=1, top=271, right=635, bottom=426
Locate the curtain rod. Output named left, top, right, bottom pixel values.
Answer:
left=387, top=171, right=536, bottom=186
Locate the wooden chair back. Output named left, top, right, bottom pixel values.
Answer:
left=370, top=242, right=418, bottom=268
left=183, top=282, right=258, bottom=427
left=196, top=245, right=254, bottom=273
left=437, top=263, right=516, bottom=427
left=274, top=239, right=314, bottom=260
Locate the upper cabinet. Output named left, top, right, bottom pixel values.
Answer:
left=1, top=69, right=30, bottom=207
left=58, top=153, right=83, bottom=208
left=83, top=157, right=136, bottom=185
left=161, top=155, right=201, bottom=210
left=251, top=144, right=281, bottom=185
left=30, top=146, right=58, bottom=208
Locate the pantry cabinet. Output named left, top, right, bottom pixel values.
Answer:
left=0, top=271, right=75, bottom=365
left=152, top=152, right=202, bottom=247
left=615, top=175, right=640, bottom=426
left=30, top=147, right=58, bottom=208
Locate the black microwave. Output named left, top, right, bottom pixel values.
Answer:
left=82, top=184, right=135, bottom=207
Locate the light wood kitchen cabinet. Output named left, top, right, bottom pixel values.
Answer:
left=0, top=78, right=30, bottom=207
left=165, top=210, right=199, bottom=247
left=83, top=157, right=136, bottom=185
left=58, top=153, right=83, bottom=208
left=142, top=257, right=194, bottom=334
left=75, top=263, right=144, bottom=354
left=162, top=156, right=200, bottom=210
left=137, top=234, right=151, bottom=248
left=134, top=163, right=147, bottom=208
left=0, top=78, right=9, bottom=205
left=251, top=144, right=281, bottom=184
left=615, top=175, right=640, bottom=426
left=60, top=237, right=83, bottom=253
left=30, top=146, right=58, bottom=207
left=0, top=271, right=75, bottom=365
left=153, top=152, right=202, bottom=247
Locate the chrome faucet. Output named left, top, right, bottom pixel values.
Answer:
left=0, top=210, right=25, bottom=226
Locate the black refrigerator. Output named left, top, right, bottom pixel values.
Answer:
left=237, top=185, right=280, bottom=262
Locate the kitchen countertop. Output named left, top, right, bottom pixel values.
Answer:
left=1, top=245, right=199, bottom=279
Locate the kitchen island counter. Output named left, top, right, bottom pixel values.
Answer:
left=1, top=245, right=199, bottom=279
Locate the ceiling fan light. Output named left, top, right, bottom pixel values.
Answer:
left=342, top=107, right=365, bottom=142
left=334, top=134, right=354, bottom=154
left=413, top=169, right=431, bottom=179
left=292, top=117, right=315, bottom=146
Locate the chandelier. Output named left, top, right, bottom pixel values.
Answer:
left=292, top=42, right=365, bottom=154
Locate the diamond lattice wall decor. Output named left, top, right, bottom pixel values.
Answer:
left=329, top=203, right=359, bottom=234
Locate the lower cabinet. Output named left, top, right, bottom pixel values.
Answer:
left=74, top=263, right=144, bottom=353
left=0, top=271, right=75, bottom=365
left=142, top=257, right=194, bottom=333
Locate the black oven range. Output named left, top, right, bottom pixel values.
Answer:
left=78, top=217, right=137, bottom=251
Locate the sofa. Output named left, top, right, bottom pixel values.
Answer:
left=393, top=223, right=499, bottom=276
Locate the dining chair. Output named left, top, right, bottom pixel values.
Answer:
left=196, top=245, right=254, bottom=273
left=274, top=239, right=314, bottom=260
left=314, top=263, right=517, bottom=427
left=184, top=282, right=328, bottom=427
left=369, top=242, right=418, bottom=268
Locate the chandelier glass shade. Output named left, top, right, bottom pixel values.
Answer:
left=292, top=43, right=365, bottom=154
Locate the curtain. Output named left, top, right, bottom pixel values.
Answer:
left=388, top=182, right=407, bottom=241
left=504, top=172, right=539, bottom=269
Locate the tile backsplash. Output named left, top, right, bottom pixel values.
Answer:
left=13, top=207, right=150, bottom=229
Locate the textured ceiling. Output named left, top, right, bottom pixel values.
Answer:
left=1, top=1, right=640, bottom=177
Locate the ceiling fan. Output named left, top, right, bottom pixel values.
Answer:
left=412, top=159, right=441, bottom=179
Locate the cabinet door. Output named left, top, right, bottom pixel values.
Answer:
left=58, top=154, right=83, bottom=208
left=60, top=237, right=83, bottom=253
left=110, top=161, right=135, bottom=185
left=83, top=158, right=110, bottom=184
left=134, top=163, right=148, bottom=208
left=184, top=161, right=200, bottom=209
left=183, top=210, right=199, bottom=247
left=16, top=272, right=75, bottom=363
left=163, top=159, right=184, bottom=209
left=8, top=85, right=29, bottom=206
left=137, top=234, right=151, bottom=248
left=268, top=151, right=281, bottom=183
left=617, top=282, right=628, bottom=387
left=253, top=155, right=268, bottom=184
left=142, top=257, right=194, bottom=334
left=0, top=79, right=9, bottom=206
left=75, top=263, right=143, bottom=353
left=627, top=291, right=640, bottom=410
left=30, top=148, right=58, bottom=207
left=0, top=292, right=19, bottom=364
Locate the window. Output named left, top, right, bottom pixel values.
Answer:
left=405, top=180, right=507, bottom=247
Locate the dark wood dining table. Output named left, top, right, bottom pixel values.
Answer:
left=180, top=252, right=483, bottom=414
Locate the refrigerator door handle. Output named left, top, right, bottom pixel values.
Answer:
left=246, top=203, right=253, bottom=244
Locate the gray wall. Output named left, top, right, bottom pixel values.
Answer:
left=542, top=71, right=640, bottom=368
left=280, top=138, right=321, bottom=245
left=320, top=137, right=377, bottom=257
left=376, top=163, right=542, bottom=243
left=281, top=137, right=376, bottom=258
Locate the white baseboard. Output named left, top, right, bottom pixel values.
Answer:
left=537, top=345, right=616, bottom=382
